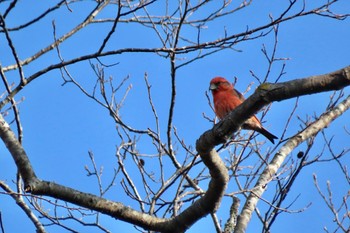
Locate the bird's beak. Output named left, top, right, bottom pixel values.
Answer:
left=209, top=83, right=217, bottom=91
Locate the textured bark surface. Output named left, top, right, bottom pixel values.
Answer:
left=0, top=66, right=349, bottom=232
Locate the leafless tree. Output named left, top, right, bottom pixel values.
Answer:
left=0, top=1, right=349, bottom=232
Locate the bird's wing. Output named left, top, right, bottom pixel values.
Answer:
left=233, top=88, right=245, bottom=102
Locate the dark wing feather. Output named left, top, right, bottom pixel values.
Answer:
left=233, top=88, right=245, bottom=102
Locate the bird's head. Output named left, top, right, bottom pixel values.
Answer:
left=209, top=77, right=232, bottom=93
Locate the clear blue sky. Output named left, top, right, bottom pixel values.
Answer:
left=0, top=1, right=349, bottom=232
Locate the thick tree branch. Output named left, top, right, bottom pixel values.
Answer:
left=196, top=65, right=350, bottom=232
left=0, top=114, right=37, bottom=187
left=0, top=1, right=349, bottom=232
left=198, top=65, right=350, bottom=148
left=0, top=66, right=349, bottom=232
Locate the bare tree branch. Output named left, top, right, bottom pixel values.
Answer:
left=0, top=1, right=349, bottom=232
left=0, top=181, right=46, bottom=233
left=0, top=65, right=347, bottom=232
left=232, top=74, right=350, bottom=232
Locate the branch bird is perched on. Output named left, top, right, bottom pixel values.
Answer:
left=209, top=77, right=278, bottom=144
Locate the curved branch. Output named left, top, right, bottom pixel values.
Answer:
left=0, top=66, right=349, bottom=232
left=0, top=0, right=66, bottom=32
left=198, top=65, right=350, bottom=147
left=196, top=65, right=350, bottom=232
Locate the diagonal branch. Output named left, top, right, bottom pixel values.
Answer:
left=3, top=1, right=110, bottom=72
left=233, top=72, right=350, bottom=233
left=234, top=93, right=350, bottom=232
left=0, top=66, right=349, bottom=232
left=0, top=181, right=46, bottom=233
left=196, top=65, right=350, bottom=232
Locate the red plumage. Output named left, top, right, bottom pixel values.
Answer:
left=209, top=77, right=278, bottom=144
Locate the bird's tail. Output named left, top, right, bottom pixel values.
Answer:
left=256, top=127, right=278, bottom=144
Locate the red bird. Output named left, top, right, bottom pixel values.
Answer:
left=209, top=77, right=278, bottom=144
